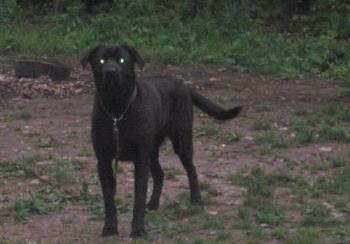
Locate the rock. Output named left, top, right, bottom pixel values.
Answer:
left=29, top=179, right=40, bottom=185
left=15, top=59, right=71, bottom=81
left=319, top=147, right=332, bottom=152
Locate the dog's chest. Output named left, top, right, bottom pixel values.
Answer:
left=116, top=134, right=137, bottom=161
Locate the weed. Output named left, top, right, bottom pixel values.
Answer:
left=255, top=104, right=272, bottom=112
left=256, top=202, right=285, bottom=226
left=318, top=123, right=350, bottom=142
left=216, top=230, right=232, bottom=241
left=282, top=157, right=298, bottom=170
left=253, top=119, right=271, bottom=131
left=164, top=167, right=182, bottom=181
left=328, top=156, right=347, bottom=168
left=11, top=187, right=68, bottom=222
left=18, top=110, right=32, bottom=120
left=272, top=227, right=288, bottom=240
left=255, top=131, right=287, bottom=153
left=233, top=207, right=254, bottom=229
left=0, top=155, right=42, bottom=177
left=302, top=202, right=331, bottom=226
left=287, top=228, right=321, bottom=244
left=291, top=120, right=315, bottom=144
left=223, top=131, right=241, bottom=143
left=38, top=136, right=54, bottom=148
left=199, top=213, right=226, bottom=230
left=194, top=123, right=220, bottom=139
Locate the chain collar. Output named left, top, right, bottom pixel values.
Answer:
left=98, top=86, right=137, bottom=132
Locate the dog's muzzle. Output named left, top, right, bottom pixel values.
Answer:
left=102, top=62, right=121, bottom=86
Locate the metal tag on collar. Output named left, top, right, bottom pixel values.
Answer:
left=113, top=118, right=118, bottom=132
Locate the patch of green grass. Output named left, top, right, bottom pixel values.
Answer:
left=38, top=136, right=54, bottom=148
left=282, top=157, right=298, bottom=170
left=215, top=230, right=232, bottom=241
left=78, top=182, right=130, bottom=219
left=199, top=213, right=226, bottom=230
left=302, top=202, right=332, bottom=226
left=11, top=187, right=68, bottom=222
left=194, top=123, right=220, bottom=139
left=287, top=228, right=321, bottom=244
left=253, top=119, right=271, bottom=131
left=256, top=202, right=285, bottom=226
left=47, top=159, right=78, bottom=185
left=328, top=156, right=347, bottom=168
left=291, top=105, right=350, bottom=144
left=229, top=168, right=292, bottom=202
left=223, top=131, right=241, bottom=143
left=291, top=120, right=315, bottom=144
left=0, top=155, right=42, bottom=176
left=164, top=167, right=182, bottom=181
left=255, top=131, right=288, bottom=153
left=255, top=104, right=272, bottom=112
left=18, top=110, right=32, bottom=120
left=318, top=123, right=350, bottom=142
left=146, top=211, right=178, bottom=236
left=199, top=181, right=220, bottom=197
left=294, top=108, right=308, bottom=116
left=272, top=227, right=288, bottom=240
left=233, top=207, right=254, bottom=230
left=163, top=192, right=205, bottom=218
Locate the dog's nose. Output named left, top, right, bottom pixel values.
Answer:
left=104, top=67, right=117, bottom=76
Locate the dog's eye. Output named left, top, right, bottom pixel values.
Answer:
left=99, top=59, right=105, bottom=65
left=119, top=58, right=125, bottom=64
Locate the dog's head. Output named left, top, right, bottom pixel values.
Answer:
left=81, top=44, right=144, bottom=95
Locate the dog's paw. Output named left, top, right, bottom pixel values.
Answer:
left=130, top=229, right=146, bottom=238
left=101, top=225, right=118, bottom=236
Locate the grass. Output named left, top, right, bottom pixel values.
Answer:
left=11, top=186, right=68, bottom=222
left=302, top=202, right=332, bottom=226
left=2, top=2, right=350, bottom=81
left=291, top=104, right=350, bottom=144
left=194, top=122, right=240, bottom=143
left=254, top=131, right=288, bottom=153
left=287, top=228, right=321, bottom=244
left=18, top=110, right=32, bottom=120
left=164, top=167, right=182, bottom=181
left=253, top=119, right=271, bottom=131
left=194, top=122, right=221, bottom=139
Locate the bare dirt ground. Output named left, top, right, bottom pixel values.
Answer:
left=0, top=57, right=349, bottom=243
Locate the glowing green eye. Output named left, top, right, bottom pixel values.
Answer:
left=99, top=59, right=105, bottom=64
left=119, top=58, right=125, bottom=64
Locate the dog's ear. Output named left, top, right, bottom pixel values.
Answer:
left=122, top=45, right=145, bottom=70
left=80, top=45, right=101, bottom=69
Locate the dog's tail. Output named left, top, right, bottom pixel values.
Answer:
left=190, top=89, right=241, bottom=120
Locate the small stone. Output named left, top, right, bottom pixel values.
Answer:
left=208, top=210, right=218, bottom=215
left=29, top=179, right=40, bottom=185
left=243, top=136, right=254, bottom=141
left=319, top=147, right=332, bottom=152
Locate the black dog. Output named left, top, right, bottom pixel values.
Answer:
left=81, top=44, right=241, bottom=237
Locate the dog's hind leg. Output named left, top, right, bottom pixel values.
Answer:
left=147, top=148, right=164, bottom=211
left=171, top=133, right=201, bottom=204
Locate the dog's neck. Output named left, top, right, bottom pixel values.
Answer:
left=98, top=81, right=137, bottom=119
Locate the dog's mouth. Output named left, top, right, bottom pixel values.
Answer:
left=102, top=72, right=120, bottom=90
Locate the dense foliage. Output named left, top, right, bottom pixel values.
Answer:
left=1, top=0, right=350, bottom=80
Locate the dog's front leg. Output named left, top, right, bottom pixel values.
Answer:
left=130, top=157, right=150, bottom=238
left=97, top=160, right=118, bottom=236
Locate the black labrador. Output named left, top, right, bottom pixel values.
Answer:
left=81, top=44, right=241, bottom=237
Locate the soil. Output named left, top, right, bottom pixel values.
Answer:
left=0, top=57, right=349, bottom=243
